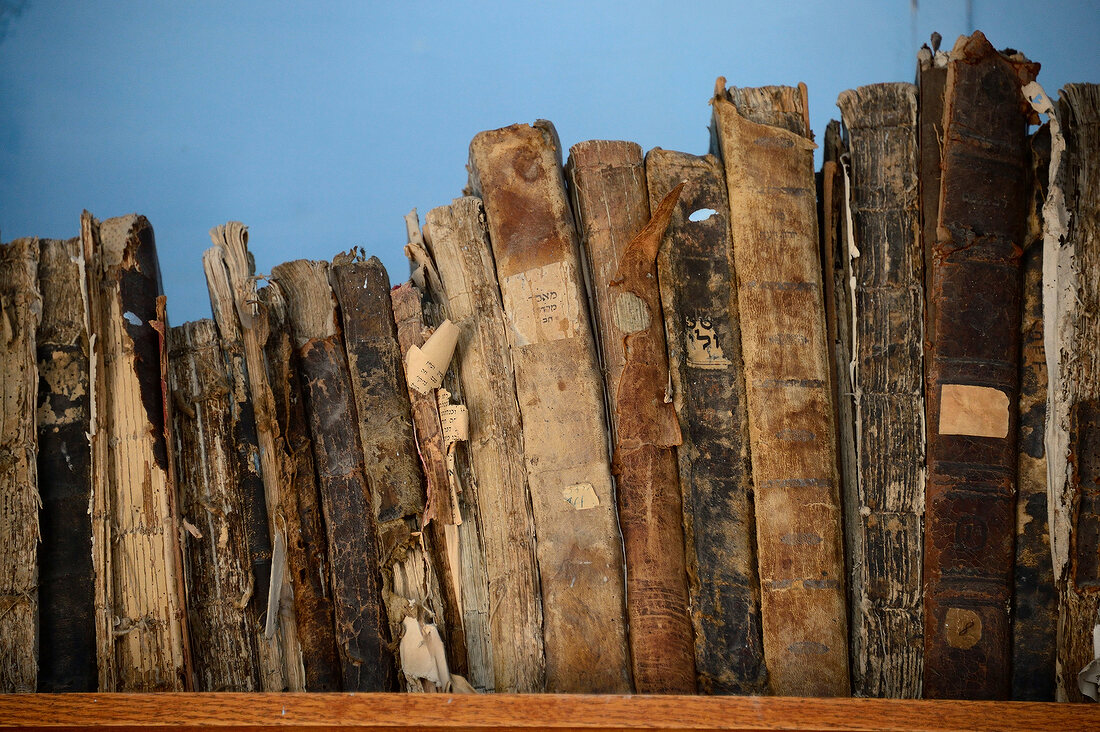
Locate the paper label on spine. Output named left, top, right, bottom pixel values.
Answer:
left=686, top=316, right=731, bottom=369
left=562, top=483, right=600, bottom=511
left=436, top=388, right=468, bottom=445
left=500, top=261, right=580, bottom=346
left=938, top=384, right=1010, bottom=438
left=406, top=319, right=460, bottom=394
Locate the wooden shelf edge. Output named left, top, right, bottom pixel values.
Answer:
left=1, top=693, right=1097, bottom=731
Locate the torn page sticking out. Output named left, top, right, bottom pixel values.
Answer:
left=437, top=389, right=469, bottom=446
left=399, top=615, right=440, bottom=688
left=406, top=319, right=460, bottom=394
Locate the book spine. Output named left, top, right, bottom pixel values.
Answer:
left=917, top=46, right=948, bottom=372
left=921, top=32, right=1038, bottom=700
left=0, top=237, right=41, bottom=693
left=424, top=198, right=546, bottom=693
left=168, top=320, right=262, bottom=691
left=1045, top=83, right=1100, bottom=702
left=567, top=140, right=695, bottom=693
left=711, top=82, right=850, bottom=696
left=272, top=259, right=395, bottom=692
left=837, top=83, right=926, bottom=698
left=330, top=257, right=454, bottom=692
left=35, top=237, right=96, bottom=692
left=390, top=279, right=478, bottom=689
left=1011, top=124, right=1056, bottom=701
left=204, top=224, right=305, bottom=690
left=82, top=213, right=189, bottom=691
left=469, top=121, right=632, bottom=692
left=255, top=282, right=342, bottom=691
left=647, top=149, right=766, bottom=694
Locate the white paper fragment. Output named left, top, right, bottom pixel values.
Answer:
left=449, top=674, right=477, bottom=694
left=423, top=623, right=451, bottom=690
left=1079, top=624, right=1100, bottom=701
left=182, top=519, right=202, bottom=539
left=406, top=319, right=460, bottom=394
left=399, top=616, right=440, bottom=685
left=562, top=483, right=600, bottom=511
left=437, top=389, right=469, bottom=446
left=264, top=528, right=287, bottom=639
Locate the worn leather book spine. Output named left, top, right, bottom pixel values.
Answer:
left=272, top=259, right=395, bottom=692
left=1043, top=83, right=1100, bottom=702
left=711, top=82, right=850, bottom=697
left=330, top=256, right=455, bottom=692
left=168, top=320, right=262, bottom=691
left=390, top=278, right=478, bottom=689
left=204, top=224, right=305, bottom=690
left=0, top=237, right=40, bottom=693
left=35, top=236, right=96, bottom=692
left=921, top=32, right=1039, bottom=700
left=82, top=213, right=190, bottom=691
left=469, top=121, right=632, bottom=692
left=1011, top=124, right=1056, bottom=702
left=647, top=149, right=766, bottom=695
left=567, top=140, right=694, bottom=693
left=837, top=83, right=926, bottom=698
left=917, top=44, right=948, bottom=372
left=255, top=282, right=341, bottom=691
left=424, top=198, right=545, bottom=693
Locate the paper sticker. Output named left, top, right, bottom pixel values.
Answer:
left=405, top=319, right=460, bottom=394
left=562, top=483, right=600, bottom=511
left=686, top=316, right=731, bottom=369
left=938, top=384, right=1010, bottom=438
left=943, top=607, right=982, bottom=649
left=612, top=291, right=650, bottom=333
left=500, top=261, right=580, bottom=346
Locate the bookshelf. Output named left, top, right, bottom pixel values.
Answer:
left=2, top=693, right=1096, bottom=731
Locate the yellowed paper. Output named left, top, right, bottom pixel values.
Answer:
left=436, top=389, right=469, bottom=446
left=500, top=261, right=580, bottom=346
left=406, top=319, right=460, bottom=394
left=938, top=384, right=1010, bottom=438
left=561, top=482, right=600, bottom=511
left=686, top=316, right=731, bottom=370
left=399, top=615, right=439, bottom=684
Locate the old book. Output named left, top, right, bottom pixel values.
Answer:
left=711, top=81, right=850, bottom=696
left=836, top=83, right=925, bottom=698
left=921, top=32, right=1038, bottom=700
left=0, top=237, right=41, bottom=692
left=1011, top=123, right=1056, bottom=701
left=255, top=282, right=341, bottom=691
left=271, top=259, right=395, bottom=692
left=35, top=236, right=96, bottom=692
left=329, top=254, right=454, bottom=692
left=646, top=148, right=766, bottom=695
left=423, top=198, right=545, bottom=693
left=917, top=40, right=949, bottom=369
left=567, top=140, right=694, bottom=693
left=81, top=213, right=190, bottom=691
left=390, top=276, right=479, bottom=690
left=1040, top=83, right=1100, bottom=702
left=468, top=121, right=632, bottom=692
left=168, top=320, right=261, bottom=691
left=205, top=224, right=305, bottom=690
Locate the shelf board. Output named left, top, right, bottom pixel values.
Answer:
left=2, top=693, right=1097, bottom=731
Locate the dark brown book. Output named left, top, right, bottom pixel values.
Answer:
left=468, top=121, right=632, bottom=693
left=35, top=236, right=97, bottom=693
left=917, top=41, right=948, bottom=370
left=921, top=32, right=1038, bottom=700
left=567, top=140, right=695, bottom=693
left=837, top=83, right=925, bottom=698
left=647, top=148, right=766, bottom=695
left=168, top=319, right=262, bottom=691
left=82, top=213, right=190, bottom=691
left=272, top=259, right=395, bottom=692
left=1043, top=82, right=1100, bottom=702
left=0, top=237, right=41, bottom=692
left=711, top=81, right=850, bottom=697
left=255, top=282, right=342, bottom=691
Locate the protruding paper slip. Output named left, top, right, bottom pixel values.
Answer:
left=406, top=319, right=460, bottom=394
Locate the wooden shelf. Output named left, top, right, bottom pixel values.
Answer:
left=2, top=693, right=1096, bottom=731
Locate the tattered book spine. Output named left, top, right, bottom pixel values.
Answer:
left=837, top=83, right=926, bottom=698
left=35, top=237, right=96, bottom=692
left=272, top=259, right=395, bottom=692
left=647, top=149, right=766, bottom=695
left=921, top=32, right=1038, bottom=700
left=168, top=320, right=261, bottom=691
left=1044, top=83, right=1100, bottom=702
left=711, top=82, right=850, bottom=696
left=0, top=237, right=41, bottom=692
left=82, top=213, right=190, bottom=691
left=469, top=122, right=632, bottom=693
left=424, top=199, right=546, bottom=693
left=567, top=140, right=695, bottom=693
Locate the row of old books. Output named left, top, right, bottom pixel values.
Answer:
left=1, top=31, right=1096, bottom=701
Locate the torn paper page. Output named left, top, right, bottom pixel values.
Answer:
left=406, top=319, right=460, bottom=394
left=562, top=482, right=600, bottom=511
